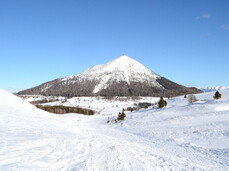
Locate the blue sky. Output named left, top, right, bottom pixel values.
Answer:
left=1, top=0, right=229, bottom=91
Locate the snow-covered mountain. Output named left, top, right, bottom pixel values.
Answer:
left=200, top=86, right=229, bottom=92
left=62, top=55, right=162, bottom=93
left=1, top=88, right=229, bottom=170
left=18, top=55, right=202, bottom=97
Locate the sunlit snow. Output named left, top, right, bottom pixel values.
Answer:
left=0, top=88, right=229, bottom=170
left=59, top=55, right=162, bottom=94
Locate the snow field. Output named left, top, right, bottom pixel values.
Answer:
left=0, top=88, right=229, bottom=170
left=22, top=95, right=160, bottom=116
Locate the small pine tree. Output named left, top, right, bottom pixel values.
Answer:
left=158, top=97, right=167, bottom=108
left=117, top=111, right=126, bottom=121
left=214, top=91, right=221, bottom=99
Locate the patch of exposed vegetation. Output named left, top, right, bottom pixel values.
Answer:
left=138, top=102, right=152, bottom=109
left=36, top=105, right=95, bottom=115
left=107, top=110, right=126, bottom=123
left=126, top=107, right=138, bottom=112
left=30, top=99, right=59, bottom=105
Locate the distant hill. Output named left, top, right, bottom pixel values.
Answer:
left=199, top=86, right=229, bottom=92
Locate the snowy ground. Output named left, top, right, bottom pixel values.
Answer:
left=1, top=89, right=229, bottom=170
left=21, top=95, right=160, bottom=115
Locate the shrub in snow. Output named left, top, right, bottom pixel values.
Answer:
left=138, top=102, right=152, bottom=109
left=127, top=107, right=137, bottom=112
left=158, top=97, right=167, bottom=108
left=188, top=94, right=197, bottom=104
left=117, top=111, right=126, bottom=121
left=214, top=91, right=221, bottom=99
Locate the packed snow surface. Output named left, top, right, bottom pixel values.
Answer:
left=1, top=88, right=229, bottom=170
left=60, top=55, right=162, bottom=93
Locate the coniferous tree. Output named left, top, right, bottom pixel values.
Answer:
left=214, top=91, right=221, bottom=99
left=117, top=111, right=126, bottom=121
left=158, top=97, right=167, bottom=108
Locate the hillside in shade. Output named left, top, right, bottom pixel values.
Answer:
left=18, top=55, right=202, bottom=97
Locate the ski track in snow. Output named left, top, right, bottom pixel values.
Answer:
left=0, top=89, right=229, bottom=170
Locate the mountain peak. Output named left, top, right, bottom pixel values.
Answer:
left=82, top=55, right=161, bottom=93
left=117, top=54, right=131, bottom=60
left=109, top=55, right=138, bottom=66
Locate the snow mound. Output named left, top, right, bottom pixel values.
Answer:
left=0, top=88, right=39, bottom=113
left=0, top=88, right=24, bottom=106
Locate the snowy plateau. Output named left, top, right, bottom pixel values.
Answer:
left=0, top=88, right=229, bottom=170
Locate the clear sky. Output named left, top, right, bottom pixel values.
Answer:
left=1, top=0, right=229, bottom=92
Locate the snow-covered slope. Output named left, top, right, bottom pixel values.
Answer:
left=18, top=55, right=202, bottom=97
left=62, top=55, right=162, bottom=93
left=1, top=89, right=228, bottom=170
